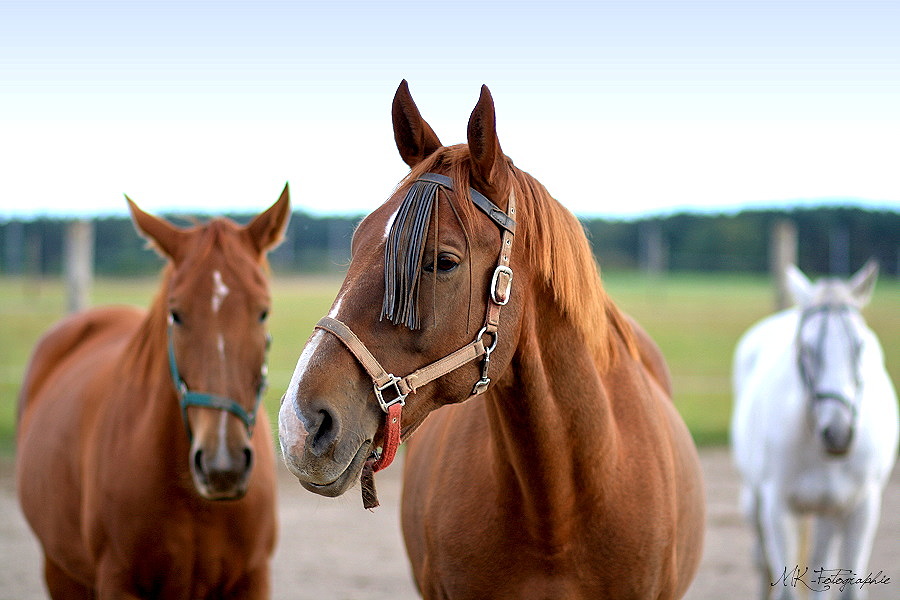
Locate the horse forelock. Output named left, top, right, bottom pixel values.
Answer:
left=381, top=178, right=441, bottom=329
left=394, top=146, right=636, bottom=368
left=805, top=279, right=859, bottom=309
left=171, top=219, right=268, bottom=288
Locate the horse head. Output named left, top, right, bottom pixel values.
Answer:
left=279, top=81, right=530, bottom=498
left=787, top=260, right=879, bottom=456
left=128, top=185, right=290, bottom=499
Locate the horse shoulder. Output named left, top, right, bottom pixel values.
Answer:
left=857, top=333, right=900, bottom=478
left=603, top=344, right=705, bottom=598
left=623, top=313, right=673, bottom=397
left=733, top=310, right=797, bottom=392
left=17, top=306, right=144, bottom=424
left=731, top=310, right=811, bottom=489
left=16, top=306, right=145, bottom=587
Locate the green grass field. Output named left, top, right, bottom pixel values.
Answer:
left=1, top=272, right=897, bottom=452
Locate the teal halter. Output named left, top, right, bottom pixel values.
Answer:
left=167, top=322, right=270, bottom=439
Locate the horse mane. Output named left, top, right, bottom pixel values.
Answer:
left=398, top=145, right=637, bottom=369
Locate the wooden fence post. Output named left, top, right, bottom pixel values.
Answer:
left=65, top=219, right=94, bottom=313
left=640, top=221, right=667, bottom=276
left=770, top=220, right=797, bottom=310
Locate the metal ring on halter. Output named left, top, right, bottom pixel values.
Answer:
left=475, top=326, right=499, bottom=357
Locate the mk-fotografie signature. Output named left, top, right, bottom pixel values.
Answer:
left=773, top=565, right=891, bottom=594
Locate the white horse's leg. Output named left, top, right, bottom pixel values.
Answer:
left=809, top=513, right=839, bottom=574
left=745, top=488, right=773, bottom=600
left=759, top=485, right=801, bottom=600
left=836, top=488, right=882, bottom=600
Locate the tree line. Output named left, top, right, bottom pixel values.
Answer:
left=1, top=206, right=897, bottom=277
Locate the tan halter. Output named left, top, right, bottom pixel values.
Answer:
left=313, top=173, right=516, bottom=508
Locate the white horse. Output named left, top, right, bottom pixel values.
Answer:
left=731, top=260, right=898, bottom=600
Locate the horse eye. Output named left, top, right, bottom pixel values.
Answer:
left=169, top=311, right=183, bottom=325
left=424, top=254, right=460, bottom=274
left=259, top=309, right=269, bottom=323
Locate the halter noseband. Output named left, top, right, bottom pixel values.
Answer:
left=314, top=172, right=516, bottom=508
left=167, top=319, right=270, bottom=440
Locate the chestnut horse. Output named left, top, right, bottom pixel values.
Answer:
left=279, top=81, right=704, bottom=599
left=17, top=187, right=289, bottom=599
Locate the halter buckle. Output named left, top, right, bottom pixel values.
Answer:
left=490, top=265, right=513, bottom=306
left=374, top=375, right=407, bottom=413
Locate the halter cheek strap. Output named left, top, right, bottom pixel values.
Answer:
left=796, top=304, right=861, bottom=418
left=313, top=173, right=516, bottom=509
left=167, top=322, right=270, bottom=440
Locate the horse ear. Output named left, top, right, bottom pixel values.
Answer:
left=127, top=196, right=184, bottom=261
left=848, top=259, right=879, bottom=307
left=245, top=182, right=291, bottom=254
left=392, top=80, right=443, bottom=167
left=466, top=85, right=506, bottom=194
left=785, top=264, right=812, bottom=306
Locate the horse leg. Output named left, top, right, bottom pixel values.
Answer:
left=225, top=566, right=271, bottom=600
left=94, top=558, right=142, bottom=600
left=836, top=489, right=882, bottom=600
left=44, top=557, right=96, bottom=600
left=808, top=513, right=839, bottom=574
left=746, top=489, right=774, bottom=600
left=758, top=485, right=800, bottom=600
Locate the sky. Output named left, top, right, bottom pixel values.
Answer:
left=1, top=0, right=898, bottom=219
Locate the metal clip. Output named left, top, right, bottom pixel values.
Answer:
left=374, top=375, right=407, bottom=413
left=490, top=265, right=513, bottom=306
left=471, top=352, right=492, bottom=396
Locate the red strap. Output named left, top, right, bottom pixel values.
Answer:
left=361, top=403, right=402, bottom=509
left=371, top=403, right=402, bottom=472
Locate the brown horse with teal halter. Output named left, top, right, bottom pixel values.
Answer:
left=279, top=81, right=705, bottom=599
left=17, top=187, right=289, bottom=599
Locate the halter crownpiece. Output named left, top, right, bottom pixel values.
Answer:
left=314, top=172, right=517, bottom=508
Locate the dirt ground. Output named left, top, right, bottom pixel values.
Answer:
left=1, top=449, right=897, bottom=600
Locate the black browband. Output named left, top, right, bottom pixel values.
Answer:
left=416, top=173, right=516, bottom=234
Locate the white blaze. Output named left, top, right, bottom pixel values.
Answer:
left=212, top=270, right=230, bottom=313
left=217, top=333, right=226, bottom=364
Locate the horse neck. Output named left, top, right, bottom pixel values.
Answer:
left=117, top=276, right=190, bottom=456
left=484, top=290, right=622, bottom=546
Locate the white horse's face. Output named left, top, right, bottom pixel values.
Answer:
left=797, top=305, right=865, bottom=455
left=787, top=260, right=879, bottom=457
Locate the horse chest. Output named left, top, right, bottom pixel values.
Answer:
left=783, top=456, right=867, bottom=514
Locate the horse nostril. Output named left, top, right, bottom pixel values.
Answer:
left=822, top=425, right=853, bottom=455
left=310, top=409, right=337, bottom=455
left=194, top=448, right=205, bottom=477
left=243, top=447, right=253, bottom=472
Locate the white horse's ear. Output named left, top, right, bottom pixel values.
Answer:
left=848, top=259, right=879, bottom=307
left=785, top=264, right=812, bottom=306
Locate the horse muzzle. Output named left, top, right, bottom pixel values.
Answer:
left=812, top=392, right=856, bottom=457
left=190, top=441, right=253, bottom=500
left=278, top=394, right=372, bottom=497
left=822, top=424, right=855, bottom=456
